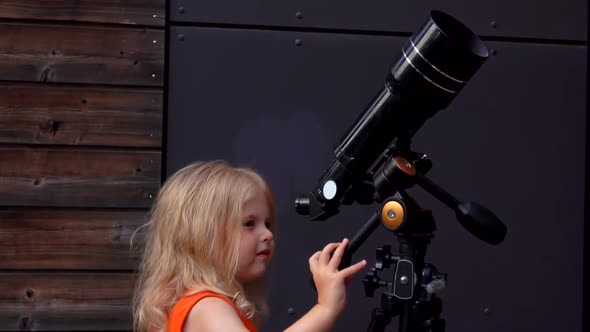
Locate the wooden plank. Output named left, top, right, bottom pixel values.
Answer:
left=0, top=0, right=165, bottom=26
left=0, top=210, right=147, bottom=270
left=0, top=23, right=164, bottom=86
left=0, top=272, right=134, bottom=331
left=0, top=84, right=162, bottom=147
left=0, top=147, right=160, bottom=208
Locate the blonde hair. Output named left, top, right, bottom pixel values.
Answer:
left=132, top=160, right=275, bottom=332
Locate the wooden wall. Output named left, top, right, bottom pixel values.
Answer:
left=0, top=1, right=165, bottom=330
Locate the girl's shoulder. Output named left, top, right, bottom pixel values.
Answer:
left=184, top=296, right=248, bottom=331
left=168, top=291, right=224, bottom=331
left=168, top=291, right=256, bottom=332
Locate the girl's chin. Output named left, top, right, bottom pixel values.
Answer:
left=238, top=269, right=269, bottom=284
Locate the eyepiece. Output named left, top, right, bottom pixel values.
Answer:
left=295, top=195, right=311, bottom=215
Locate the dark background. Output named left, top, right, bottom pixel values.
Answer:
left=166, top=1, right=587, bottom=331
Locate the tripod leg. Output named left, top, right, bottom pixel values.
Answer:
left=366, top=308, right=391, bottom=332
left=431, top=318, right=446, bottom=332
left=414, top=296, right=446, bottom=332
left=429, top=297, right=446, bottom=332
left=398, top=302, right=412, bottom=332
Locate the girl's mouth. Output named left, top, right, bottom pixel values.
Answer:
left=256, top=249, right=271, bottom=256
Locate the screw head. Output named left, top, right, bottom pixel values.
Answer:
left=178, top=34, right=185, bottom=41
left=387, top=210, right=396, bottom=219
left=295, top=39, right=302, bottom=46
left=178, top=6, right=185, bottom=14
left=295, top=12, right=303, bottom=19
left=400, top=276, right=408, bottom=284
left=490, top=20, right=497, bottom=28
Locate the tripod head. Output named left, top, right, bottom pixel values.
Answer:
left=340, top=155, right=498, bottom=332
left=375, top=152, right=507, bottom=245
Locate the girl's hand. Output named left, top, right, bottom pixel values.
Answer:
left=308, top=238, right=367, bottom=316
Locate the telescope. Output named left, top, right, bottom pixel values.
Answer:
left=295, top=10, right=507, bottom=332
left=295, top=10, right=506, bottom=246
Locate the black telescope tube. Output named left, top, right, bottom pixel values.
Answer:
left=297, top=10, right=489, bottom=220
left=337, top=10, right=489, bottom=174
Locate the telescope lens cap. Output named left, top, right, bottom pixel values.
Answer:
left=322, top=180, right=337, bottom=200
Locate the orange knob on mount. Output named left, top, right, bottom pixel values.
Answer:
left=381, top=199, right=406, bottom=231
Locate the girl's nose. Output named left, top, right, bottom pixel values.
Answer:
left=262, top=227, right=273, bottom=243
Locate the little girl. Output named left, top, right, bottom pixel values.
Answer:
left=133, top=160, right=366, bottom=331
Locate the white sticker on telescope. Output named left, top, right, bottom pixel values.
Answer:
left=322, top=180, right=337, bottom=200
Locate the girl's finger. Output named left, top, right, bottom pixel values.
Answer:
left=308, top=251, right=321, bottom=271
left=340, top=259, right=367, bottom=279
left=319, top=242, right=340, bottom=265
left=328, top=238, right=349, bottom=268
left=309, top=251, right=321, bottom=260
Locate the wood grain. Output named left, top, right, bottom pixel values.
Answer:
left=0, top=147, right=161, bottom=208
left=0, top=23, right=164, bottom=86
left=0, top=83, right=162, bottom=147
left=0, top=272, right=135, bottom=330
left=0, top=209, right=148, bottom=270
left=0, top=0, right=165, bottom=26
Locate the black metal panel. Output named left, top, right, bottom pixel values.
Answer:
left=167, top=26, right=586, bottom=331
left=170, top=0, right=587, bottom=41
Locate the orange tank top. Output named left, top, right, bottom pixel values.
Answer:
left=168, top=291, right=257, bottom=332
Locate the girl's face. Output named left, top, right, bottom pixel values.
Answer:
left=236, top=189, right=274, bottom=283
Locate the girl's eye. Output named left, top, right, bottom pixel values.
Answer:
left=265, top=221, right=272, bottom=229
left=243, top=220, right=255, bottom=227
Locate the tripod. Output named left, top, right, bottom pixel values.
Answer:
left=363, top=193, right=446, bottom=332
left=334, top=152, right=506, bottom=332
